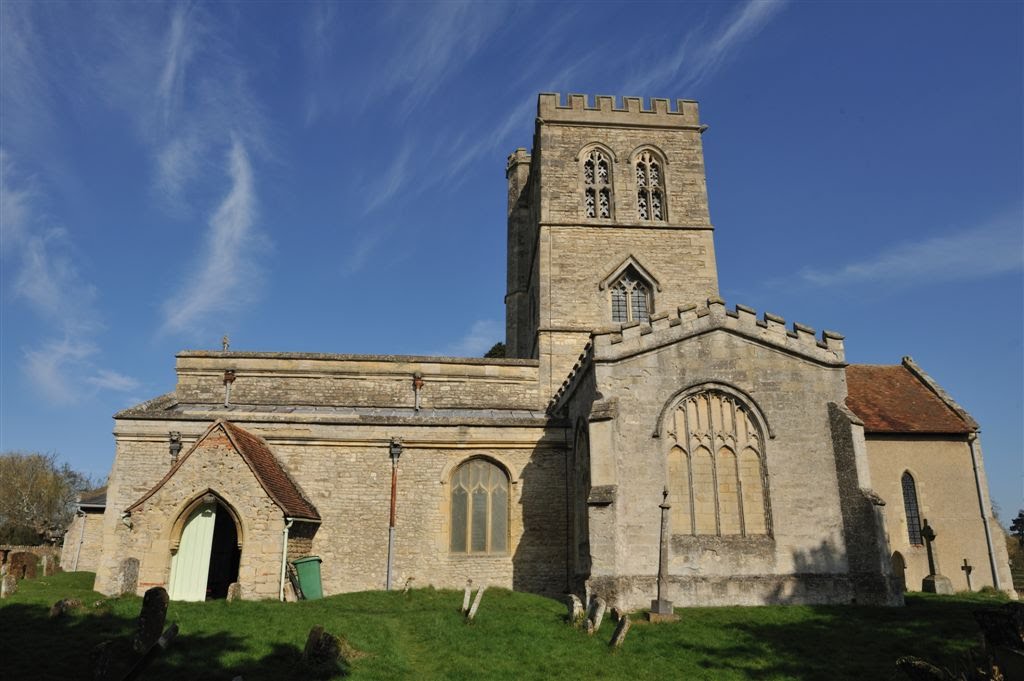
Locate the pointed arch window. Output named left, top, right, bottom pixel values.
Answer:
left=666, top=390, right=770, bottom=537
left=901, top=472, right=923, bottom=546
left=583, top=148, right=612, bottom=219
left=610, top=267, right=651, bottom=323
left=635, top=150, right=665, bottom=221
left=450, top=459, right=509, bottom=555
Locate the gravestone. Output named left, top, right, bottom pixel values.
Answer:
left=461, top=579, right=473, bottom=613
left=609, top=613, right=631, bottom=648
left=1, top=573, right=17, bottom=598
left=41, top=554, right=56, bottom=576
left=8, top=551, right=37, bottom=580
left=226, top=582, right=242, bottom=602
left=90, top=640, right=113, bottom=681
left=920, top=521, right=953, bottom=595
left=466, top=584, right=486, bottom=621
left=566, top=594, right=584, bottom=626
left=49, top=598, right=82, bottom=618
left=116, top=557, right=140, bottom=596
left=302, top=626, right=341, bottom=670
left=587, top=597, right=607, bottom=635
left=133, top=587, right=169, bottom=653
left=402, top=577, right=414, bottom=594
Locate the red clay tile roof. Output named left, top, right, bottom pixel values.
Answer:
left=845, top=364, right=972, bottom=434
left=126, top=420, right=320, bottom=520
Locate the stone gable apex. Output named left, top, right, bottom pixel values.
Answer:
left=124, top=420, right=320, bottom=521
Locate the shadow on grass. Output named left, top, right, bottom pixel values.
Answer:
left=651, top=595, right=995, bottom=681
left=0, top=603, right=344, bottom=681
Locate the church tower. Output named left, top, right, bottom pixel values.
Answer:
left=506, top=94, right=721, bottom=399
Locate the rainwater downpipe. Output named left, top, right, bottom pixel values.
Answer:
left=72, top=510, right=86, bottom=572
left=386, top=438, right=403, bottom=590
left=279, top=518, right=294, bottom=601
left=968, top=433, right=1001, bottom=590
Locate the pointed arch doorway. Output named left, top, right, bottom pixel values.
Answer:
left=168, top=497, right=241, bottom=601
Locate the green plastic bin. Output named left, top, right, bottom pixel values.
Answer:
left=292, top=556, right=323, bottom=600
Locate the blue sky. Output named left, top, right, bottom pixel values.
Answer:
left=1, top=2, right=1021, bottom=521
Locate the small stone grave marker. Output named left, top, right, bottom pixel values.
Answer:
left=466, top=584, right=486, bottom=622
left=226, top=582, right=242, bottom=602
left=49, top=598, right=82, bottom=618
left=461, top=579, right=473, bottom=613
left=566, top=594, right=584, bottom=626
left=302, top=626, right=341, bottom=670
left=587, top=597, right=607, bottom=635
left=133, top=587, right=169, bottom=653
left=116, top=557, right=140, bottom=596
left=1, top=573, right=17, bottom=598
left=609, top=613, right=631, bottom=648
left=41, top=554, right=56, bottom=576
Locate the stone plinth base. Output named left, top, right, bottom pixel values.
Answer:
left=646, top=611, right=680, bottom=623
left=647, top=599, right=678, bottom=622
left=922, top=574, right=954, bottom=595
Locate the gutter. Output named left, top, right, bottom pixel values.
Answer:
left=279, top=518, right=294, bottom=601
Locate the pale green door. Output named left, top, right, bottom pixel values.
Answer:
left=168, top=503, right=217, bottom=601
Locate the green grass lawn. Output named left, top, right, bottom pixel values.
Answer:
left=0, top=571, right=1004, bottom=680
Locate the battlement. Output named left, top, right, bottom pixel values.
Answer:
left=548, top=299, right=845, bottom=413
left=537, top=93, right=703, bottom=129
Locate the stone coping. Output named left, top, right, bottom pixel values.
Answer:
left=178, top=350, right=539, bottom=367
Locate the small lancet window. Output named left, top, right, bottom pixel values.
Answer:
left=901, top=472, right=923, bottom=546
left=583, top=149, right=612, bottom=219
left=610, top=267, right=651, bottom=323
left=635, top=150, right=665, bottom=221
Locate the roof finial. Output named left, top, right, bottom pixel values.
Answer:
left=222, top=335, right=230, bottom=352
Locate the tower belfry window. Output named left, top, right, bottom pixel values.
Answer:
left=610, top=267, right=651, bottom=323
left=583, top=149, right=612, bottom=219
left=636, top=150, right=665, bottom=221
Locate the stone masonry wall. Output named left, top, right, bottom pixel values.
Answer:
left=59, top=511, right=104, bottom=572
left=175, top=354, right=540, bottom=410
left=866, top=436, right=1015, bottom=595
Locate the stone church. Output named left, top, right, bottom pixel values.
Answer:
left=88, top=93, right=1015, bottom=608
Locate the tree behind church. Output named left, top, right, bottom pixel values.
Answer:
left=0, top=452, right=92, bottom=544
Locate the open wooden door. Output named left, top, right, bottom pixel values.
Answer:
left=168, top=503, right=217, bottom=601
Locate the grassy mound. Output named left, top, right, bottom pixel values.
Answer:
left=0, top=571, right=1007, bottom=680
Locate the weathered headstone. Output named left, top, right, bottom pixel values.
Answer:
left=49, top=597, right=82, bottom=618
left=402, top=577, right=414, bottom=594
left=90, top=640, right=113, bottom=681
left=1, top=573, right=17, bottom=598
left=461, top=579, right=473, bottom=613
left=226, top=582, right=242, bottom=602
left=133, top=587, right=169, bottom=653
left=116, top=557, right=140, bottom=596
left=960, top=559, right=973, bottom=591
left=8, top=551, right=37, bottom=580
left=610, top=606, right=625, bottom=623
left=466, top=584, right=486, bottom=621
left=302, top=626, right=341, bottom=670
left=587, top=597, right=607, bottom=635
left=566, top=594, right=584, bottom=626
left=584, top=581, right=592, bottom=612
left=41, top=554, right=56, bottom=576
left=609, top=613, right=631, bottom=648
left=0, top=562, right=7, bottom=577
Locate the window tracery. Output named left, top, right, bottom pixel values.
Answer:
left=610, top=267, right=651, bottom=323
left=582, top=148, right=612, bottom=219
left=667, top=390, right=770, bottom=537
left=450, top=458, right=509, bottom=555
left=635, top=150, right=665, bottom=221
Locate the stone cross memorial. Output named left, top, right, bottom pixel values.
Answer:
left=920, top=520, right=953, bottom=595
left=648, top=488, right=679, bottom=622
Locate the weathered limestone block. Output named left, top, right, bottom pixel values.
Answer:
left=116, top=558, right=140, bottom=596
left=134, top=587, right=169, bottom=653
left=1, top=573, right=17, bottom=598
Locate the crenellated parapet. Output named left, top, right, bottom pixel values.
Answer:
left=537, top=93, right=704, bottom=130
left=549, top=299, right=846, bottom=413
left=593, top=298, right=845, bottom=364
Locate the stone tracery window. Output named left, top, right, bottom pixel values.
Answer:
left=450, top=458, right=509, bottom=554
left=610, top=266, right=651, bottom=323
left=667, top=390, right=770, bottom=536
left=582, top=148, right=612, bottom=219
left=901, top=472, right=923, bottom=546
left=635, top=150, right=665, bottom=221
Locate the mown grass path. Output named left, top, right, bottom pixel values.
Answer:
left=0, top=572, right=1004, bottom=680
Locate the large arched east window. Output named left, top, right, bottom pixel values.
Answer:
left=450, top=459, right=509, bottom=554
left=582, top=148, right=612, bottom=219
left=610, top=266, right=651, bottom=323
left=901, top=472, right=923, bottom=546
left=666, top=390, right=770, bottom=537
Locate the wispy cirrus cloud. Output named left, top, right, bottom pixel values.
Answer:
left=798, top=209, right=1024, bottom=288
left=445, top=320, right=504, bottom=358
left=624, top=0, right=787, bottom=94
left=302, top=3, right=342, bottom=126
left=162, top=139, right=262, bottom=335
